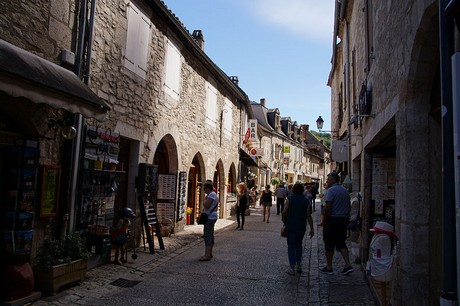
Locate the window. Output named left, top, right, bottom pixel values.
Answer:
left=164, top=39, right=182, bottom=101
left=205, top=81, right=218, bottom=128
left=222, top=98, right=233, bottom=138
left=124, top=2, right=151, bottom=78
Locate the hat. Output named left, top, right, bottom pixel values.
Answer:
left=370, top=221, right=396, bottom=237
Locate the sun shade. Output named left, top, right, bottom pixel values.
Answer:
left=0, top=39, right=110, bottom=121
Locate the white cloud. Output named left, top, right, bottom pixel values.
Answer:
left=243, top=0, right=335, bottom=43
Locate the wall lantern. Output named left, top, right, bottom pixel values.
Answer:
left=316, top=116, right=339, bottom=135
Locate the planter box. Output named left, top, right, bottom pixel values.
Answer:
left=34, top=259, right=87, bottom=294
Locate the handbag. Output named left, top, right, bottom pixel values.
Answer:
left=281, top=224, right=288, bottom=237
left=198, top=201, right=218, bottom=225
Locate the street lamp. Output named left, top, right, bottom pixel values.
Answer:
left=316, top=116, right=337, bottom=134
left=316, top=116, right=324, bottom=131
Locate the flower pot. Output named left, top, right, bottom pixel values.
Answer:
left=34, top=259, right=87, bottom=295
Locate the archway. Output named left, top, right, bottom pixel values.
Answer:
left=227, top=162, right=237, bottom=194
left=187, top=153, right=205, bottom=225
left=152, top=134, right=179, bottom=231
left=214, top=159, right=225, bottom=218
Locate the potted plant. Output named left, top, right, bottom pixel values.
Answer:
left=185, top=207, right=193, bottom=225
left=271, top=177, right=280, bottom=186
left=34, top=231, right=91, bottom=294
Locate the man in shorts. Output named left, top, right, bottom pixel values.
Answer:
left=320, top=172, right=353, bottom=275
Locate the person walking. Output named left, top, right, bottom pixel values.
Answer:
left=199, top=181, right=219, bottom=261
left=261, top=185, right=273, bottom=223
left=311, top=184, right=318, bottom=211
left=235, top=183, right=248, bottom=230
left=275, top=184, right=287, bottom=215
left=320, top=172, right=353, bottom=275
left=303, top=184, right=312, bottom=205
left=282, top=182, right=314, bottom=275
left=318, top=183, right=328, bottom=226
left=287, top=183, right=293, bottom=197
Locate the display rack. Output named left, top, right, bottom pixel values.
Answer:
left=79, top=126, right=123, bottom=262
left=137, top=163, right=163, bottom=254
left=2, top=138, right=38, bottom=264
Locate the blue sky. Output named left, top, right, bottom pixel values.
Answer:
left=162, top=0, right=334, bottom=131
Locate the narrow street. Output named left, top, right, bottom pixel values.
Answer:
left=33, top=203, right=376, bottom=306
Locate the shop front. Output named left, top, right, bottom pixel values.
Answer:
left=0, top=39, right=109, bottom=301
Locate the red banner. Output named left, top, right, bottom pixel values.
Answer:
left=243, top=128, right=250, bottom=144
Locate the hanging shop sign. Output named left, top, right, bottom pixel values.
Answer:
left=250, top=148, right=265, bottom=157
left=243, top=128, right=250, bottom=144
left=283, top=145, right=290, bottom=156
left=249, top=119, right=258, bottom=144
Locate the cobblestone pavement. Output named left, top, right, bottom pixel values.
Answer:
left=31, top=201, right=377, bottom=306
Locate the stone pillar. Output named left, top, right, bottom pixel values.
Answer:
left=393, top=95, right=432, bottom=304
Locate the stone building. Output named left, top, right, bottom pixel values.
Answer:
left=0, top=0, right=253, bottom=286
left=328, top=0, right=458, bottom=304
left=250, top=99, right=327, bottom=190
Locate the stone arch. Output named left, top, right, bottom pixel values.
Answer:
left=394, top=3, right=441, bottom=304
left=153, top=134, right=178, bottom=175
left=227, top=162, right=237, bottom=194
left=186, top=152, right=206, bottom=225
left=147, top=120, right=182, bottom=167
left=213, top=159, right=226, bottom=218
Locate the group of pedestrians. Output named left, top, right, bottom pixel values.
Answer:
left=199, top=174, right=354, bottom=279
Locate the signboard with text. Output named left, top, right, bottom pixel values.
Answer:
left=249, top=119, right=258, bottom=144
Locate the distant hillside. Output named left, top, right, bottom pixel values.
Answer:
left=311, top=132, right=331, bottom=149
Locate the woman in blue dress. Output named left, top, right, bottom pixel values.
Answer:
left=282, top=182, right=314, bottom=275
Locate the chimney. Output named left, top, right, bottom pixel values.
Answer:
left=192, top=30, right=204, bottom=50
left=260, top=98, right=266, bottom=107
left=230, top=76, right=239, bottom=86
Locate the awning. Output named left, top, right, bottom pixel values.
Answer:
left=239, top=148, right=258, bottom=167
left=0, top=39, right=110, bottom=121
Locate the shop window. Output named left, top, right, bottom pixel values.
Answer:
left=124, top=2, right=151, bottom=79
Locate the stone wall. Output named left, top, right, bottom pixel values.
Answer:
left=89, top=0, right=242, bottom=177
left=330, top=1, right=442, bottom=304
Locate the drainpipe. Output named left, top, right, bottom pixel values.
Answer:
left=439, top=0, right=458, bottom=304
left=344, top=21, right=352, bottom=180
left=67, top=0, right=98, bottom=232
left=63, top=0, right=89, bottom=234
left=238, top=99, right=243, bottom=182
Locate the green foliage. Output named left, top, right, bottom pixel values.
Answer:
left=271, top=177, right=280, bottom=185
left=312, top=132, right=331, bottom=149
left=36, top=232, right=91, bottom=271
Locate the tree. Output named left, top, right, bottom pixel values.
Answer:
left=311, top=132, right=331, bottom=149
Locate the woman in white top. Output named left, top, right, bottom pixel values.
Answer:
left=199, top=181, right=219, bottom=261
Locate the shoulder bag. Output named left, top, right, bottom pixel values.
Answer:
left=198, top=202, right=218, bottom=225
